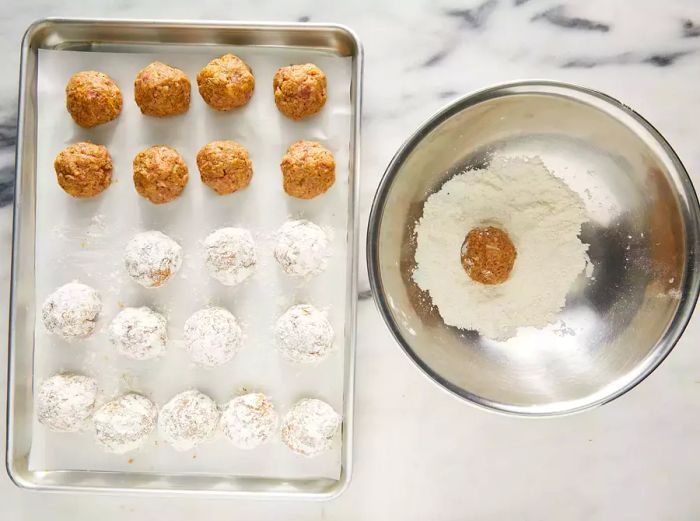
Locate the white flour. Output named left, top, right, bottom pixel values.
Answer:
left=36, top=373, right=99, bottom=432
left=274, top=220, right=330, bottom=277
left=220, top=393, right=279, bottom=450
left=158, top=390, right=220, bottom=451
left=124, top=230, right=183, bottom=289
left=93, top=393, right=158, bottom=454
left=281, top=399, right=341, bottom=457
left=203, top=227, right=257, bottom=286
left=183, top=307, right=243, bottom=367
left=413, top=156, right=590, bottom=340
left=274, top=304, right=334, bottom=364
left=41, top=282, right=102, bottom=341
left=108, top=307, right=168, bottom=361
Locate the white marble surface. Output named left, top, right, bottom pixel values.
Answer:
left=2, top=0, right=700, bottom=519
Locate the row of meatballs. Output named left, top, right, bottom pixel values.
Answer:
left=66, top=56, right=327, bottom=127
left=42, top=221, right=334, bottom=364
left=54, top=139, right=335, bottom=202
left=37, top=379, right=341, bottom=457
left=44, top=290, right=335, bottom=366
left=125, top=221, right=330, bottom=289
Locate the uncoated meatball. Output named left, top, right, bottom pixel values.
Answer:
left=134, top=62, right=191, bottom=117
left=133, top=145, right=188, bottom=204
left=461, top=226, right=517, bottom=285
left=280, top=140, right=335, bottom=199
left=197, top=54, right=255, bottom=111
left=54, top=142, right=112, bottom=198
left=65, top=71, right=122, bottom=128
left=273, top=64, right=327, bottom=120
left=196, top=141, right=252, bottom=195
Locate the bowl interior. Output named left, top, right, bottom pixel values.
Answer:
left=371, top=83, right=700, bottom=415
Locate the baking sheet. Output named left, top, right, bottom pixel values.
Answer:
left=30, top=47, right=351, bottom=480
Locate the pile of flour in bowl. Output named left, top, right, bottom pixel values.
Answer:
left=412, top=156, right=591, bottom=340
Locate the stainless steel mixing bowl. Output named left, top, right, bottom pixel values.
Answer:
left=367, top=80, right=700, bottom=416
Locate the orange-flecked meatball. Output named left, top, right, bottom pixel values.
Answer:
left=196, top=141, right=252, bottom=195
left=134, top=62, right=191, bottom=117
left=54, top=142, right=112, bottom=198
left=133, top=145, right=188, bottom=204
left=461, top=226, right=517, bottom=285
left=280, top=140, right=335, bottom=199
left=273, top=64, right=327, bottom=120
left=65, top=71, right=122, bottom=128
left=197, top=54, right=255, bottom=111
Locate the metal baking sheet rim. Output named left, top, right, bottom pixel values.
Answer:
left=6, top=17, right=363, bottom=500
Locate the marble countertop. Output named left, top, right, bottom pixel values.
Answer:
left=2, top=0, right=700, bottom=519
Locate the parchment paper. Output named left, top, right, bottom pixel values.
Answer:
left=30, top=46, right=352, bottom=480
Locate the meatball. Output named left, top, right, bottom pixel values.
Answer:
left=196, top=141, right=252, bottom=195
left=124, top=231, right=183, bottom=289
left=108, top=306, right=168, bottom=360
left=53, top=142, right=112, bottom=198
left=36, top=373, right=98, bottom=432
left=220, top=393, right=278, bottom=449
left=274, top=304, right=334, bottom=363
left=274, top=220, right=330, bottom=277
left=273, top=63, right=327, bottom=120
left=133, top=145, right=188, bottom=204
left=280, top=140, right=335, bottom=199
left=93, top=393, right=158, bottom=454
left=204, top=227, right=257, bottom=286
left=197, top=54, right=255, bottom=111
left=281, top=398, right=341, bottom=457
left=158, top=390, right=219, bottom=451
left=461, top=226, right=517, bottom=285
left=42, top=282, right=101, bottom=341
left=134, top=62, right=191, bottom=117
left=65, top=70, right=122, bottom=128
left=183, top=307, right=243, bottom=367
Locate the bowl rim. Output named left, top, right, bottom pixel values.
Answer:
left=366, top=79, right=700, bottom=417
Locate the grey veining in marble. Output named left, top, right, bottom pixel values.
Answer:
left=0, top=120, right=16, bottom=206
left=1, top=0, right=700, bottom=520
left=532, top=5, right=611, bottom=32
